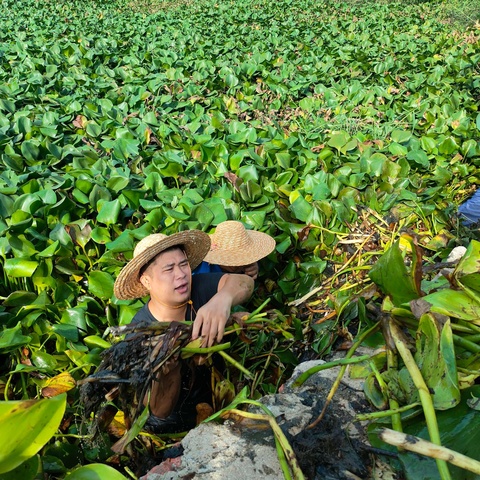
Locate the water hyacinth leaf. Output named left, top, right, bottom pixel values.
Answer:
left=52, top=324, right=79, bottom=342
left=87, top=271, right=114, bottom=300
left=65, top=464, right=127, bottom=480
left=0, top=323, right=32, bottom=352
left=289, top=193, right=313, bottom=222
left=454, top=240, right=480, bottom=285
left=242, top=211, right=266, bottom=230
left=192, top=204, right=215, bottom=228
left=41, top=372, right=76, bottom=398
left=31, top=351, right=58, bottom=371
left=0, top=455, right=39, bottom=480
left=415, top=289, right=480, bottom=323
left=106, top=231, right=134, bottom=253
left=3, top=291, right=37, bottom=307
left=0, top=394, right=66, bottom=474
left=90, top=227, right=111, bottom=244
left=83, top=335, right=111, bottom=349
left=37, top=240, right=60, bottom=258
left=327, top=132, right=349, bottom=151
left=391, top=129, right=412, bottom=144
left=21, top=141, right=40, bottom=163
left=0, top=193, right=14, bottom=218
left=406, top=150, right=429, bottom=168
left=106, top=176, right=130, bottom=193
left=415, top=314, right=460, bottom=410
left=96, top=199, right=121, bottom=226
left=113, top=137, right=139, bottom=161
left=4, top=258, right=38, bottom=277
left=369, top=241, right=419, bottom=306
left=60, top=308, right=87, bottom=332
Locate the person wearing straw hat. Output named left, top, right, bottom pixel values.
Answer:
left=113, top=229, right=254, bottom=427
left=193, top=220, right=276, bottom=279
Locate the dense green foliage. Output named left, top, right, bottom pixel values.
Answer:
left=0, top=0, right=479, bottom=477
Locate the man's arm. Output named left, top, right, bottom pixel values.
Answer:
left=191, top=273, right=254, bottom=347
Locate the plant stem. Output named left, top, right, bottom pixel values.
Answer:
left=292, top=355, right=371, bottom=387
left=248, top=298, right=271, bottom=318
left=181, top=342, right=231, bottom=354
left=379, top=428, right=480, bottom=476
left=452, top=334, right=480, bottom=353
left=390, top=321, right=451, bottom=480
left=355, top=402, right=421, bottom=421
left=386, top=345, right=403, bottom=433
left=219, top=350, right=254, bottom=379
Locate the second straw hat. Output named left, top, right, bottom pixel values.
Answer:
left=203, top=221, right=275, bottom=267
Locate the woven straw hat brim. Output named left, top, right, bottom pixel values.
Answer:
left=114, top=230, right=211, bottom=300
left=203, top=229, right=276, bottom=267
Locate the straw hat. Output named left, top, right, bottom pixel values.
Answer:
left=203, top=221, right=275, bottom=267
left=114, top=230, right=211, bottom=300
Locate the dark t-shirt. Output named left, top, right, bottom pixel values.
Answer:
left=129, top=272, right=225, bottom=326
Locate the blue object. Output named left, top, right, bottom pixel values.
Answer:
left=192, top=261, right=223, bottom=275
left=459, top=190, right=480, bottom=225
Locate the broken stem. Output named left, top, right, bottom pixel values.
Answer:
left=219, top=350, right=254, bottom=379
left=379, top=428, right=480, bottom=476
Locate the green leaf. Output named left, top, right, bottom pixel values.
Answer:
left=113, top=137, right=139, bottom=161
left=97, top=199, right=121, bottom=226
left=406, top=149, right=429, bottom=168
left=0, top=455, right=39, bottom=480
left=4, top=258, right=38, bottom=277
left=415, top=314, right=460, bottom=410
left=369, top=241, right=419, bottom=306
left=20, top=141, right=40, bottom=163
left=0, top=394, right=66, bottom=474
left=327, top=132, right=349, bottom=151
left=0, top=323, right=32, bottom=352
left=415, top=289, right=480, bottom=322
left=65, top=464, right=126, bottom=480
left=391, top=130, right=412, bottom=144
left=289, top=194, right=313, bottom=222
left=87, top=271, right=114, bottom=299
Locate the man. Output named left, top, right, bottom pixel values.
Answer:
left=113, top=230, right=254, bottom=430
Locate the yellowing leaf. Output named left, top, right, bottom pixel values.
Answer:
left=41, top=372, right=76, bottom=398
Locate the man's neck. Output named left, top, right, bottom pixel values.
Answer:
left=148, top=299, right=188, bottom=322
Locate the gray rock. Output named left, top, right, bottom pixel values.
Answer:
left=144, top=422, right=284, bottom=480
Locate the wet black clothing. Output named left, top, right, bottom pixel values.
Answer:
left=131, top=273, right=225, bottom=433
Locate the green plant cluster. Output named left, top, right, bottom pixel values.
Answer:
left=0, top=0, right=479, bottom=477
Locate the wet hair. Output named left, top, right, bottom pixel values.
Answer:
left=139, top=245, right=187, bottom=277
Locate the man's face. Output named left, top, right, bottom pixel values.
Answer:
left=140, top=247, right=192, bottom=306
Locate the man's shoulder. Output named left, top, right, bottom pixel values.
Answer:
left=130, top=303, right=155, bottom=325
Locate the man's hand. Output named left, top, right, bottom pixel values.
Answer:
left=191, top=274, right=254, bottom=347
left=242, top=263, right=258, bottom=279
left=192, top=293, right=232, bottom=347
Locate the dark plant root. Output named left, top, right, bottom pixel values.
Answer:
left=79, top=321, right=192, bottom=435
left=291, top=410, right=373, bottom=480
